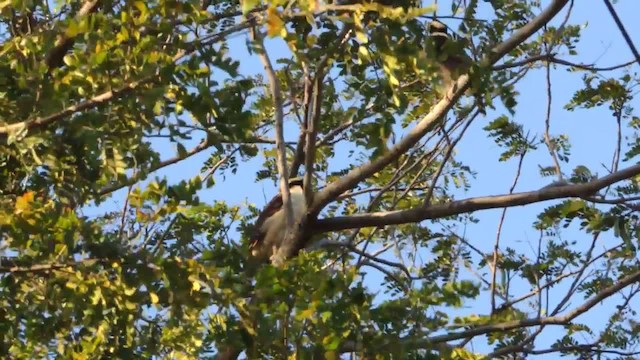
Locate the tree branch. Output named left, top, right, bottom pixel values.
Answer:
left=96, top=136, right=279, bottom=197
left=315, top=163, right=640, bottom=233
left=493, top=53, right=638, bottom=72
left=0, top=77, right=146, bottom=137
left=340, top=266, right=640, bottom=353
left=45, top=0, right=101, bottom=70
left=303, top=74, right=323, bottom=205
left=603, top=0, right=640, bottom=64
left=98, top=138, right=213, bottom=197
left=287, top=67, right=311, bottom=178
left=1, top=20, right=254, bottom=138
left=310, top=0, right=571, bottom=216
left=250, top=18, right=293, bottom=265
left=0, top=258, right=99, bottom=273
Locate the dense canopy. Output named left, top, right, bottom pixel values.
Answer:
left=2, top=0, right=640, bottom=359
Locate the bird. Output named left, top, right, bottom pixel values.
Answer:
left=249, top=177, right=308, bottom=263
left=428, top=20, right=472, bottom=93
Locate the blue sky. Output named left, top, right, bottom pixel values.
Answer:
left=91, top=0, right=640, bottom=356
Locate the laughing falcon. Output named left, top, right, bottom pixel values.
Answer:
left=429, top=20, right=471, bottom=92
left=249, top=177, right=307, bottom=261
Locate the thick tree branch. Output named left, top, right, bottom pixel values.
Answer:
left=270, top=27, right=354, bottom=264
left=488, top=0, right=569, bottom=64
left=315, top=163, right=640, bottom=232
left=310, top=80, right=464, bottom=215
left=310, top=0, right=570, bottom=215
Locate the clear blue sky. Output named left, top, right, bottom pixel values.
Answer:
left=91, top=0, right=640, bottom=356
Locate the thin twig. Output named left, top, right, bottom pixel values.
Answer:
left=490, top=150, right=527, bottom=313
left=202, top=146, right=242, bottom=182
left=424, top=113, right=476, bottom=206
left=543, top=43, right=563, bottom=180
left=602, top=0, right=640, bottom=64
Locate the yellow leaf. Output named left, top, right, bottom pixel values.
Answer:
left=124, top=287, right=136, bottom=296
left=392, top=94, right=401, bottom=107
left=133, top=1, right=147, bottom=14
left=149, top=292, right=159, bottom=304
left=193, top=337, right=203, bottom=347
left=266, top=7, right=285, bottom=38
left=192, top=280, right=201, bottom=292
left=91, top=287, right=103, bottom=305
left=65, top=20, right=80, bottom=37
left=0, top=1, right=11, bottom=11
left=125, top=300, right=137, bottom=310
left=241, top=0, right=261, bottom=14
left=295, top=304, right=317, bottom=321
left=15, top=191, right=34, bottom=214
left=355, top=30, right=368, bottom=43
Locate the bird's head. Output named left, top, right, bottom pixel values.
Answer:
left=288, top=177, right=304, bottom=189
left=428, top=20, right=449, bottom=49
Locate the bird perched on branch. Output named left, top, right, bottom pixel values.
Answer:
left=427, top=20, right=487, bottom=112
left=249, top=177, right=307, bottom=263
left=428, top=20, right=473, bottom=93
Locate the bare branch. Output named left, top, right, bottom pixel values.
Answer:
left=290, top=26, right=351, bottom=179
left=491, top=151, right=527, bottom=313
left=314, top=163, right=640, bottom=232
left=288, top=67, right=311, bottom=178
left=360, top=260, right=409, bottom=292
left=603, top=0, right=640, bottom=64
left=303, top=75, right=323, bottom=204
left=321, top=240, right=412, bottom=280
left=202, top=146, right=242, bottom=182
left=543, top=50, right=563, bottom=180
left=424, top=113, right=476, bottom=206
left=549, top=56, right=638, bottom=71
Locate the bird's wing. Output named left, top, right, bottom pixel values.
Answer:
left=249, top=192, right=283, bottom=250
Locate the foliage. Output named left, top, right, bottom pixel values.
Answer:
left=2, top=0, right=640, bottom=359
